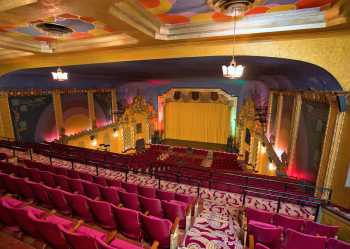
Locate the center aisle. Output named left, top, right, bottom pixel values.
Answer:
left=183, top=200, right=243, bottom=249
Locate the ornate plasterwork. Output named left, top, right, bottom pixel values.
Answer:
left=109, top=0, right=347, bottom=41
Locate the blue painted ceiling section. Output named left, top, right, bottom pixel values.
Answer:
left=0, top=56, right=341, bottom=91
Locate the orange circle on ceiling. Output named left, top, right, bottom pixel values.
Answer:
left=212, top=12, right=233, bottom=22
left=157, top=14, right=190, bottom=24
left=296, top=0, right=332, bottom=9
left=245, top=6, right=270, bottom=15
left=139, top=0, right=160, bottom=8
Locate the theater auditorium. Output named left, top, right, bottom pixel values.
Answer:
left=0, top=0, right=349, bottom=249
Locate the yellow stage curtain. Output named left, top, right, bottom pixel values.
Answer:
left=165, top=102, right=230, bottom=144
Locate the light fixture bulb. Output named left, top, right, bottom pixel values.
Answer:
left=113, top=129, right=119, bottom=138
left=52, top=67, right=68, bottom=81
left=268, top=162, right=276, bottom=171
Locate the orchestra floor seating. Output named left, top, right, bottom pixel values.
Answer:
left=0, top=141, right=349, bottom=249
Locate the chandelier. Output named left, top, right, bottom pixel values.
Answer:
left=222, top=8, right=244, bottom=79
left=52, top=67, right=68, bottom=81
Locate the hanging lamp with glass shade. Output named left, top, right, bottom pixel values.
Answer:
left=222, top=8, right=244, bottom=79
left=51, top=67, right=68, bottom=81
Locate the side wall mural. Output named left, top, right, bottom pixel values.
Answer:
left=9, top=95, right=57, bottom=142
left=94, top=92, right=113, bottom=128
left=61, top=93, right=90, bottom=136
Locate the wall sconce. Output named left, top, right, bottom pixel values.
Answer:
left=90, top=135, right=97, bottom=147
left=113, top=128, right=119, bottom=138
left=268, top=158, right=276, bottom=171
left=261, top=142, right=266, bottom=154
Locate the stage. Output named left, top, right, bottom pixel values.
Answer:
left=162, top=139, right=228, bottom=151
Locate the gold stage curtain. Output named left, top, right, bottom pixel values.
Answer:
left=164, top=102, right=230, bottom=144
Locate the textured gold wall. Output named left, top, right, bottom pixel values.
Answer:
left=0, top=30, right=349, bottom=90
left=331, top=108, right=350, bottom=209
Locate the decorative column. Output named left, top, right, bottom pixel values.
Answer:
left=321, top=110, right=346, bottom=200
left=0, top=92, right=15, bottom=139
left=274, top=93, right=284, bottom=147
left=52, top=91, right=64, bottom=138
left=287, top=94, right=302, bottom=172
left=229, top=96, right=238, bottom=138
left=87, top=91, right=96, bottom=129
left=315, top=98, right=339, bottom=198
left=111, top=89, right=118, bottom=123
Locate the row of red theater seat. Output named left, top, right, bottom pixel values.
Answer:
left=0, top=170, right=185, bottom=248
left=0, top=195, right=160, bottom=249
left=245, top=207, right=349, bottom=249
left=0, top=161, right=196, bottom=227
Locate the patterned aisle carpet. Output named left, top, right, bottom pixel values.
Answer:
left=183, top=200, right=243, bottom=249
left=0, top=148, right=316, bottom=220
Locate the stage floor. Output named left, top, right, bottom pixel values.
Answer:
left=162, top=139, right=227, bottom=151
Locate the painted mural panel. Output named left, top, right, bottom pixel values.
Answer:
left=61, top=93, right=89, bottom=136
left=9, top=95, right=57, bottom=142
left=94, top=91, right=112, bottom=128
left=291, top=100, right=329, bottom=183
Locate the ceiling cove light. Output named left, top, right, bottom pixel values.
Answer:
left=52, top=67, right=68, bottom=81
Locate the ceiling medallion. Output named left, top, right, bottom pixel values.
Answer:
left=36, top=22, right=74, bottom=37
left=207, top=0, right=254, bottom=16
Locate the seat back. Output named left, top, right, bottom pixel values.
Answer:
left=65, top=193, right=93, bottom=222
left=79, top=171, right=94, bottom=182
left=15, top=178, right=34, bottom=199
left=248, top=221, right=282, bottom=249
left=41, top=171, right=56, bottom=187
left=10, top=208, right=40, bottom=237
left=0, top=198, right=19, bottom=226
left=107, top=179, right=122, bottom=188
left=55, top=167, right=68, bottom=176
left=99, top=186, right=120, bottom=206
left=246, top=208, right=274, bottom=224
left=83, top=182, right=101, bottom=199
left=138, top=185, right=156, bottom=198
left=157, top=189, right=175, bottom=201
left=69, top=178, right=85, bottom=195
left=61, top=227, right=98, bottom=249
left=304, top=220, right=339, bottom=238
left=111, top=205, right=142, bottom=240
left=162, top=201, right=186, bottom=229
left=2, top=174, right=20, bottom=195
left=30, top=182, right=52, bottom=206
left=139, top=196, right=164, bottom=218
left=327, top=238, right=350, bottom=249
left=88, top=199, right=116, bottom=229
left=284, top=229, right=327, bottom=249
left=54, top=174, right=71, bottom=192
left=141, top=214, right=171, bottom=248
left=273, top=214, right=305, bottom=233
left=122, top=182, right=138, bottom=194
left=29, top=168, right=42, bottom=182
left=119, top=191, right=140, bottom=211
left=30, top=213, right=69, bottom=249
left=94, top=176, right=108, bottom=186
left=175, top=193, right=194, bottom=204
left=256, top=243, right=271, bottom=249
left=48, top=188, right=71, bottom=214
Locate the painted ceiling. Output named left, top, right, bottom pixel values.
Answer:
left=0, top=13, right=114, bottom=42
left=138, top=0, right=334, bottom=24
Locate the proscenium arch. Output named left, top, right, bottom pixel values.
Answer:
left=0, top=30, right=349, bottom=90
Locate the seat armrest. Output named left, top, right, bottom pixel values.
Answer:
left=106, top=230, right=118, bottom=244
left=185, top=204, right=193, bottom=232
left=170, top=217, right=180, bottom=249
left=144, top=210, right=150, bottom=216
left=150, top=240, right=159, bottom=249
left=70, top=219, right=84, bottom=232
